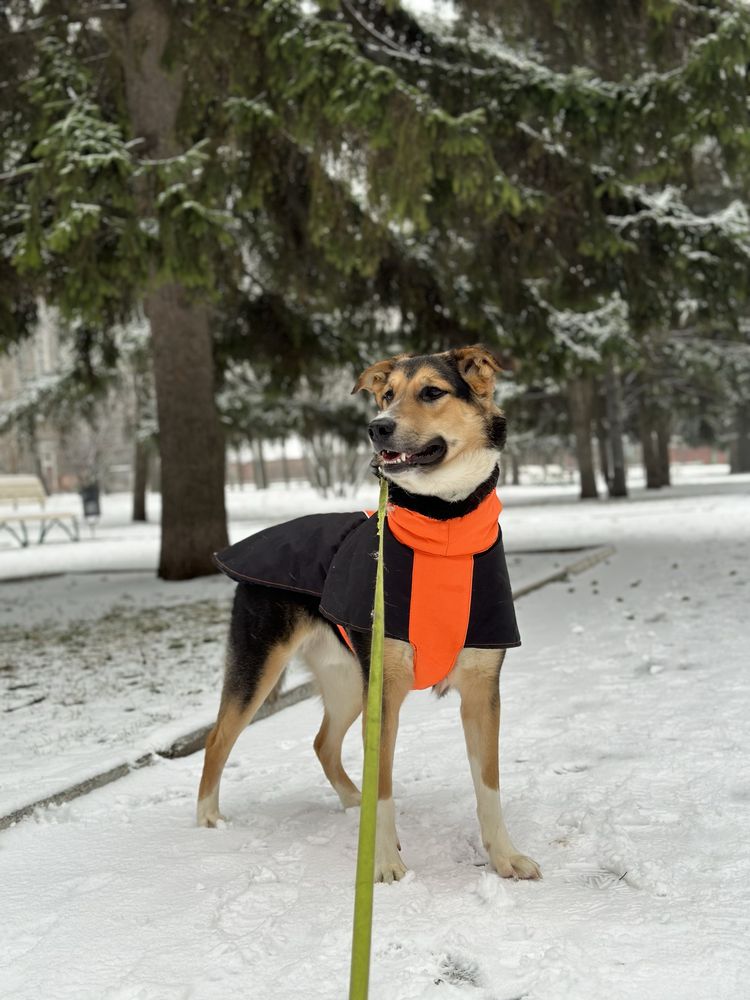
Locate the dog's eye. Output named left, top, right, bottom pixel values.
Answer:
left=382, top=388, right=394, bottom=404
left=420, top=386, right=447, bottom=402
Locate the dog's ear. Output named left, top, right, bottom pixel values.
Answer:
left=451, top=345, right=502, bottom=399
left=351, top=358, right=397, bottom=395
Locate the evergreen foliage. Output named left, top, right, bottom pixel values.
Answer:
left=1, top=1, right=749, bottom=552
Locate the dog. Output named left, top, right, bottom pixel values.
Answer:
left=197, top=346, right=541, bottom=883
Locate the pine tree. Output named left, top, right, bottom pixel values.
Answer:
left=3, top=0, right=512, bottom=577
left=3, top=1, right=749, bottom=535
left=342, top=0, right=750, bottom=491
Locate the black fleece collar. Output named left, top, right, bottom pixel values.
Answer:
left=383, top=463, right=500, bottom=521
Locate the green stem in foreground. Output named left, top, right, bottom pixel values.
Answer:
left=348, top=475, right=388, bottom=1000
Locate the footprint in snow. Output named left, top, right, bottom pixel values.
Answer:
left=553, top=761, right=590, bottom=774
left=434, top=952, right=483, bottom=989
left=450, top=831, right=485, bottom=867
left=561, top=866, right=630, bottom=890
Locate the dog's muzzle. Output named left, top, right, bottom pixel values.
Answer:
left=368, top=416, right=396, bottom=447
left=369, top=418, right=448, bottom=471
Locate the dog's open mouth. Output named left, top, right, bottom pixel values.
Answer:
left=378, top=438, right=447, bottom=470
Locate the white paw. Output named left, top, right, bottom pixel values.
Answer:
left=374, top=854, right=408, bottom=884
left=196, top=799, right=226, bottom=828
left=489, top=849, right=542, bottom=880
left=338, top=788, right=362, bottom=810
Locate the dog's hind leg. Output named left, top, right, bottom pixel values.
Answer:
left=197, top=696, right=264, bottom=828
left=305, top=626, right=363, bottom=808
left=452, top=648, right=541, bottom=880
left=197, top=585, right=314, bottom=827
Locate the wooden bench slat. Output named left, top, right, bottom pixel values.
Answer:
left=0, top=474, right=47, bottom=506
left=0, top=512, right=77, bottom=521
left=0, top=475, right=79, bottom=546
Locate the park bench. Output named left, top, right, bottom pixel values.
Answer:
left=0, top=474, right=79, bottom=547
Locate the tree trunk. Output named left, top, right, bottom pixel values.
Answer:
left=252, top=439, right=268, bottom=489
left=234, top=446, right=245, bottom=490
left=132, top=437, right=150, bottom=522
left=280, top=440, right=291, bottom=487
left=25, top=414, right=50, bottom=495
left=595, top=409, right=610, bottom=489
left=655, top=409, right=671, bottom=486
left=639, top=406, right=663, bottom=489
left=510, top=449, right=520, bottom=486
left=304, top=452, right=327, bottom=497
left=121, top=0, right=228, bottom=578
left=603, top=360, right=628, bottom=497
left=730, top=402, right=750, bottom=473
left=567, top=377, right=599, bottom=499
left=145, top=285, right=228, bottom=577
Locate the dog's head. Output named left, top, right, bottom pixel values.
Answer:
left=352, top=346, right=507, bottom=501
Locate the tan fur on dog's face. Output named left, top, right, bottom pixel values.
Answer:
left=353, top=346, right=507, bottom=501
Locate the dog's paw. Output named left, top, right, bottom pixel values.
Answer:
left=374, top=855, right=408, bottom=884
left=196, top=799, right=226, bottom=828
left=338, top=788, right=361, bottom=810
left=490, top=850, right=542, bottom=880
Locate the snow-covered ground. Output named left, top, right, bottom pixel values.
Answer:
left=1, top=469, right=749, bottom=999
left=0, top=493, right=562, bottom=820
left=0, top=548, right=561, bottom=819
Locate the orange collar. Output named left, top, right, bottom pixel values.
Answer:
left=386, top=489, right=502, bottom=557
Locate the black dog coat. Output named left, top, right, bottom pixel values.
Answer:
left=214, top=487, right=520, bottom=689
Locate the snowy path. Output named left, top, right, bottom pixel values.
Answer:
left=1, top=545, right=563, bottom=821
left=1, top=479, right=749, bottom=999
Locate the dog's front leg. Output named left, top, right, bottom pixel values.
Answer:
left=454, top=651, right=541, bottom=880
left=370, top=639, right=412, bottom=883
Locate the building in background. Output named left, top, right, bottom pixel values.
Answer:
left=0, top=305, right=134, bottom=493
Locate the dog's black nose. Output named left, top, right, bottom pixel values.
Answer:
left=368, top=417, right=396, bottom=445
